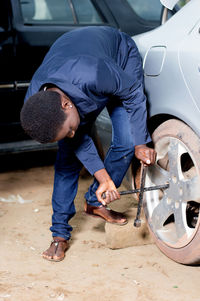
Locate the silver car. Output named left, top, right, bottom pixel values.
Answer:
left=96, top=0, right=200, bottom=265
left=132, top=0, right=200, bottom=265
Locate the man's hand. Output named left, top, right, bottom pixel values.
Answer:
left=135, top=144, right=156, bottom=166
left=94, top=169, right=120, bottom=206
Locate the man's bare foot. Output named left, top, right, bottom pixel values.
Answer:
left=42, top=237, right=69, bottom=262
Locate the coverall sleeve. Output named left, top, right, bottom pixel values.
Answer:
left=74, top=133, right=105, bottom=175
left=96, top=59, right=151, bottom=146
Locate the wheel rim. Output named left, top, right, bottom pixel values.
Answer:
left=144, top=136, right=200, bottom=248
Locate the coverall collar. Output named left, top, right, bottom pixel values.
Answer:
left=40, top=77, right=97, bottom=119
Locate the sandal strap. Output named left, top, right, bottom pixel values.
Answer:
left=51, top=239, right=67, bottom=243
left=51, top=239, right=67, bottom=254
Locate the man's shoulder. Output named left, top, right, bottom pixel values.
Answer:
left=62, top=55, right=108, bottom=81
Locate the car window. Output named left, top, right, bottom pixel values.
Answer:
left=20, top=0, right=103, bottom=25
left=72, top=0, right=102, bottom=24
left=126, top=0, right=163, bottom=21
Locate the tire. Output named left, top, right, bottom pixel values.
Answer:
left=142, top=119, right=200, bottom=265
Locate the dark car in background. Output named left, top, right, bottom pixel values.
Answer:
left=0, top=0, right=164, bottom=153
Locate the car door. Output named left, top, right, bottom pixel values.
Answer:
left=0, top=0, right=27, bottom=143
left=12, top=0, right=117, bottom=82
left=0, top=0, right=117, bottom=147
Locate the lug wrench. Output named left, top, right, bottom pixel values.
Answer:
left=102, top=163, right=169, bottom=227
left=134, top=163, right=147, bottom=227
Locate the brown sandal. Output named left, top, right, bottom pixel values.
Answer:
left=42, top=239, right=69, bottom=262
left=84, top=202, right=128, bottom=225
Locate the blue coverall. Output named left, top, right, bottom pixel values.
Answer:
left=25, top=26, right=151, bottom=240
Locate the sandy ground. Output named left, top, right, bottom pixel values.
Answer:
left=0, top=158, right=200, bottom=301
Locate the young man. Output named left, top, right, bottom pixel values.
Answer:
left=20, top=26, right=156, bottom=262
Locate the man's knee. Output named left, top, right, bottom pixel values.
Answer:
left=112, top=140, right=134, bottom=154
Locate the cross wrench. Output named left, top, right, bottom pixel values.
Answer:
left=134, top=163, right=147, bottom=227
left=102, top=163, right=169, bottom=227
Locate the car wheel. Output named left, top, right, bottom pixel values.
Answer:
left=141, top=119, right=200, bottom=265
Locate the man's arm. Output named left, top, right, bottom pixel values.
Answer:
left=74, top=133, right=104, bottom=175
left=74, top=133, right=120, bottom=205
left=94, top=168, right=120, bottom=205
left=94, top=59, right=156, bottom=164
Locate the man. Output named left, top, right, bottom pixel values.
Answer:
left=20, top=26, right=156, bottom=262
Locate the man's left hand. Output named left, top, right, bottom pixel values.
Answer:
left=135, top=144, right=156, bottom=165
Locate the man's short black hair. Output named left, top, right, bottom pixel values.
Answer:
left=20, top=90, right=67, bottom=143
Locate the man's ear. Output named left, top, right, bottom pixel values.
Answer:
left=60, top=95, right=72, bottom=111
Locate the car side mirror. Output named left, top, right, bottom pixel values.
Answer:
left=161, top=6, right=169, bottom=24
left=160, top=5, right=179, bottom=24
left=160, top=0, right=179, bottom=10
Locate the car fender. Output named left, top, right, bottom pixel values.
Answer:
left=133, top=0, right=200, bottom=137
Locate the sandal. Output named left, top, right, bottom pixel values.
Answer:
left=42, top=238, right=69, bottom=262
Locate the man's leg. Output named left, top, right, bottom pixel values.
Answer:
left=43, top=138, right=82, bottom=261
left=85, top=105, right=134, bottom=223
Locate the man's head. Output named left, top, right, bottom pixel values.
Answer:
left=20, top=89, right=80, bottom=143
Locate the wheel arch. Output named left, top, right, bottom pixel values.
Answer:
left=147, top=113, right=177, bottom=136
left=148, top=113, right=200, bottom=140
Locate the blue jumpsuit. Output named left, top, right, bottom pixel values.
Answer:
left=25, top=26, right=151, bottom=240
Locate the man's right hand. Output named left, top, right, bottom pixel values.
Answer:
left=94, top=169, right=120, bottom=206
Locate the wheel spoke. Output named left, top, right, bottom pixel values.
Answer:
left=147, top=164, right=169, bottom=186
left=151, top=195, right=173, bottom=231
left=174, top=202, right=192, bottom=239
left=167, top=139, right=200, bottom=202
left=180, top=176, right=200, bottom=203
left=168, top=139, right=186, bottom=179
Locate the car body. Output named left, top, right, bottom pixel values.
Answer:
left=0, top=0, right=164, bottom=154
left=131, top=0, right=200, bottom=264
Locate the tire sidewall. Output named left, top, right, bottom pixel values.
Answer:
left=147, top=119, right=200, bottom=265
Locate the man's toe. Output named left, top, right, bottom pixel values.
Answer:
left=42, top=250, right=53, bottom=261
